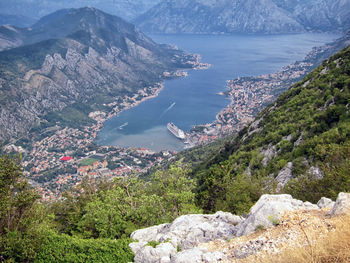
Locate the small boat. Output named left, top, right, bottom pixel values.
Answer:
left=118, top=122, right=128, bottom=130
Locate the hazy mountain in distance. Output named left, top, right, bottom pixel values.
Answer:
left=135, top=0, right=350, bottom=34
left=0, top=0, right=161, bottom=21
left=0, top=7, right=197, bottom=143
left=0, top=25, right=24, bottom=50
left=273, top=0, right=350, bottom=31
left=0, top=14, right=36, bottom=28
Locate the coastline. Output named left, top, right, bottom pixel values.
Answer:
left=15, top=61, right=209, bottom=200
left=182, top=34, right=346, bottom=147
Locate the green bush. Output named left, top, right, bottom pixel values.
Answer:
left=34, top=231, right=134, bottom=263
left=0, top=155, right=51, bottom=262
left=146, top=240, right=161, bottom=248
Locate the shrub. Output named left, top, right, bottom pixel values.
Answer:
left=34, top=231, right=134, bottom=263
left=146, top=241, right=161, bottom=248
left=268, top=215, right=280, bottom=226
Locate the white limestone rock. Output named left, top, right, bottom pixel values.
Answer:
left=261, top=144, right=277, bottom=167
left=170, top=248, right=204, bottom=263
left=317, top=197, right=335, bottom=209
left=201, top=251, right=225, bottom=263
left=130, top=211, right=242, bottom=263
left=308, top=166, right=324, bottom=179
left=275, top=162, right=293, bottom=191
left=294, top=133, right=304, bottom=147
left=235, top=194, right=319, bottom=236
left=131, top=242, right=176, bottom=263
left=329, top=192, right=350, bottom=216
left=131, top=223, right=170, bottom=243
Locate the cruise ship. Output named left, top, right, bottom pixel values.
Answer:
left=167, top=122, right=185, bottom=139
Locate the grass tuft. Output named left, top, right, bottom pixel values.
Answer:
left=268, top=215, right=350, bottom=263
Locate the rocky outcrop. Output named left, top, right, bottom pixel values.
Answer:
left=130, top=193, right=350, bottom=262
left=130, top=211, right=242, bottom=263
left=170, top=248, right=225, bottom=263
left=275, top=162, right=293, bottom=191
left=317, top=197, right=335, bottom=209
left=235, top=194, right=318, bottom=236
left=130, top=194, right=341, bottom=262
left=307, top=166, right=324, bottom=179
left=329, top=192, right=350, bottom=216
left=261, top=144, right=277, bottom=167
left=135, top=0, right=350, bottom=34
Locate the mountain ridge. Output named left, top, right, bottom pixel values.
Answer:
left=135, top=0, right=350, bottom=34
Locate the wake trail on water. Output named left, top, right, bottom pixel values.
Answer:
left=160, top=102, right=176, bottom=118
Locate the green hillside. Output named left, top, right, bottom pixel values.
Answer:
left=193, top=46, right=350, bottom=214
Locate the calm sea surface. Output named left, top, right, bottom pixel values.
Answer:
left=97, top=33, right=339, bottom=151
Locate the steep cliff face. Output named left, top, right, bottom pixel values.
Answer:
left=135, top=0, right=350, bottom=34
left=0, top=7, right=197, bottom=143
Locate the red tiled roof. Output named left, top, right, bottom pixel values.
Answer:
left=60, top=156, right=72, bottom=161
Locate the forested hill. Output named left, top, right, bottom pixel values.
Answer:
left=192, top=46, right=350, bottom=213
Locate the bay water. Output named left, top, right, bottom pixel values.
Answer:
left=97, top=33, right=339, bottom=151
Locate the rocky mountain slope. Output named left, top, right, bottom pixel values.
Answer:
left=0, top=7, right=198, bottom=144
left=129, top=192, right=350, bottom=263
left=0, top=0, right=161, bottom=21
left=135, top=0, right=350, bottom=34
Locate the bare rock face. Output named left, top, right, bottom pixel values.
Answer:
left=275, top=162, right=293, bottom=191
left=235, top=194, right=319, bottom=236
left=308, top=166, right=324, bottom=179
left=130, top=211, right=243, bottom=263
left=170, top=248, right=204, bottom=263
left=329, top=192, right=350, bottom=216
left=261, top=144, right=277, bottom=167
left=130, top=242, right=176, bottom=263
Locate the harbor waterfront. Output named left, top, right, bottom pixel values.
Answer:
left=97, top=33, right=339, bottom=151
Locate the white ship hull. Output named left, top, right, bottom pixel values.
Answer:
left=167, top=122, right=185, bottom=139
